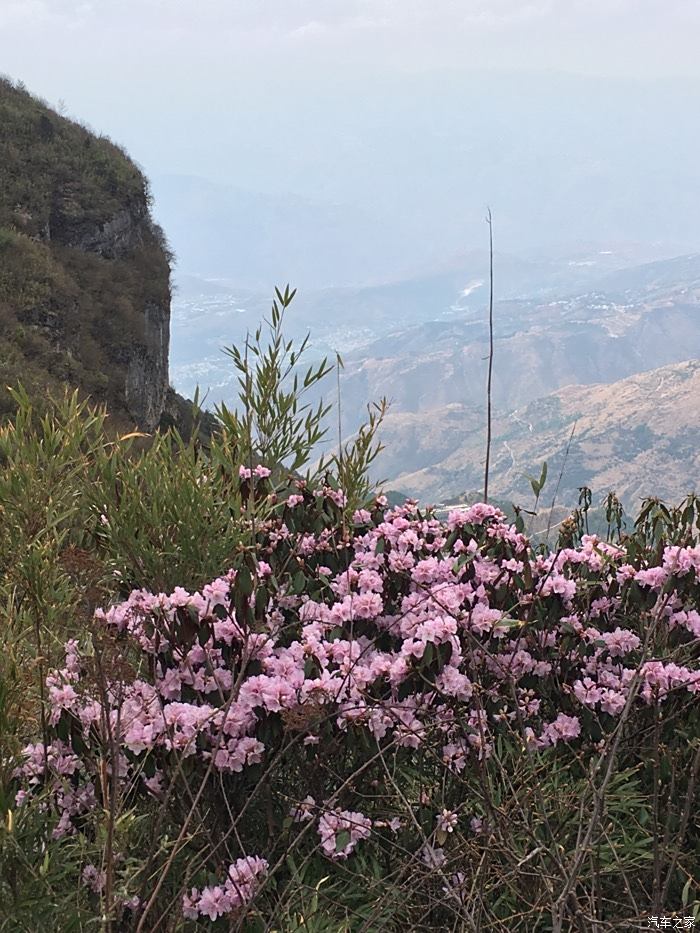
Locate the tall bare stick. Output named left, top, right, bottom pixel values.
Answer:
left=336, top=352, right=343, bottom=466
left=483, top=208, right=494, bottom=503
left=544, top=421, right=577, bottom=545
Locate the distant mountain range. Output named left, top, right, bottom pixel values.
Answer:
left=330, top=253, right=700, bottom=433
left=169, top=249, right=700, bottom=512
left=356, top=253, right=700, bottom=509
left=169, top=242, right=689, bottom=388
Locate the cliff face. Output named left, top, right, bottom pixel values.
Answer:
left=124, top=301, right=170, bottom=431
left=0, top=78, right=171, bottom=430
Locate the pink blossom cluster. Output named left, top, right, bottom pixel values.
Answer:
left=81, top=864, right=106, bottom=894
left=182, top=856, right=268, bottom=921
left=15, top=492, right=700, bottom=913
left=317, top=808, right=372, bottom=858
left=238, top=465, right=272, bottom=480
left=14, top=739, right=95, bottom=839
left=436, top=809, right=459, bottom=833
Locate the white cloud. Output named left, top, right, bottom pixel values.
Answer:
left=3, top=0, right=699, bottom=48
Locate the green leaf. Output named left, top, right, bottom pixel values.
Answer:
left=237, top=568, right=253, bottom=597
left=495, top=616, right=521, bottom=630
left=682, top=876, right=693, bottom=907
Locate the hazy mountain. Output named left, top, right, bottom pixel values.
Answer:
left=151, top=174, right=407, bottom=290
left=585, top=252, right=700, bottom=299
left=313, top=253, right=700, bottom=442
left=167, top=250, right=700, bottom=513
left=149, top=74, right=700, bottom=294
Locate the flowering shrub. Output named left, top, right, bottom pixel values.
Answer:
left=13, top=486, right=700, bottom=928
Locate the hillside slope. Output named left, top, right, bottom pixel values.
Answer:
left=0, top=78, right=171, bottom=429
left=387, top=359, right=700, bottom=509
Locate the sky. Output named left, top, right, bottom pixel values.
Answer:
left=3, top=0, right=699, bottom=172
left=3, top=1, right=700, bottom=77
left=3, top=1, right=700, bottom=285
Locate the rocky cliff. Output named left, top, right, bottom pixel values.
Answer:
left=0, top=78, right=171, bottom=430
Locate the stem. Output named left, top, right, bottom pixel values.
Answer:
left=545, top=422, right=577, bottom=546
left=483, top=208, right=494, bottom=503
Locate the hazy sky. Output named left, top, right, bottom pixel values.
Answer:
left=3, top=1, right=699, bottom=173
left=2, top=0, right=700, bottom=84
left=3, top=1, right=700, bottom=283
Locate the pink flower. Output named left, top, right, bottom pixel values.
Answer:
left=349, top=592, right=384, bottom=619
left=600, top=628, right=641, bottom=657
left=183, top=857, right=268, bottom=919
left=634, top=567, right=668, bottom=589
left=420, top=844, right=446, bottom=868
left=436, top=809, right=458, bottom=833
left=182, top=890, right=199, bottom=920
left=318, top=809, right=371, bottom=859
left=82, top=864, right=106, bottom=894
left=540, top=713, right=581, bottom=747
left=323, top=487, right=347, bottom=508
left=197, top=885, right=232, bottom=920
left=573, top=677, right=603, bottom=706
left=291, top=795, right=316, bottom=822
left=599, top=689, right=626, bottom=716
left=412, top=557, right=442, bottom=584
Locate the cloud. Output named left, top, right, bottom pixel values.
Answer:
left=2, top=0, right=700, bottom=95
left=3, top=0, right=698, bottom=43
